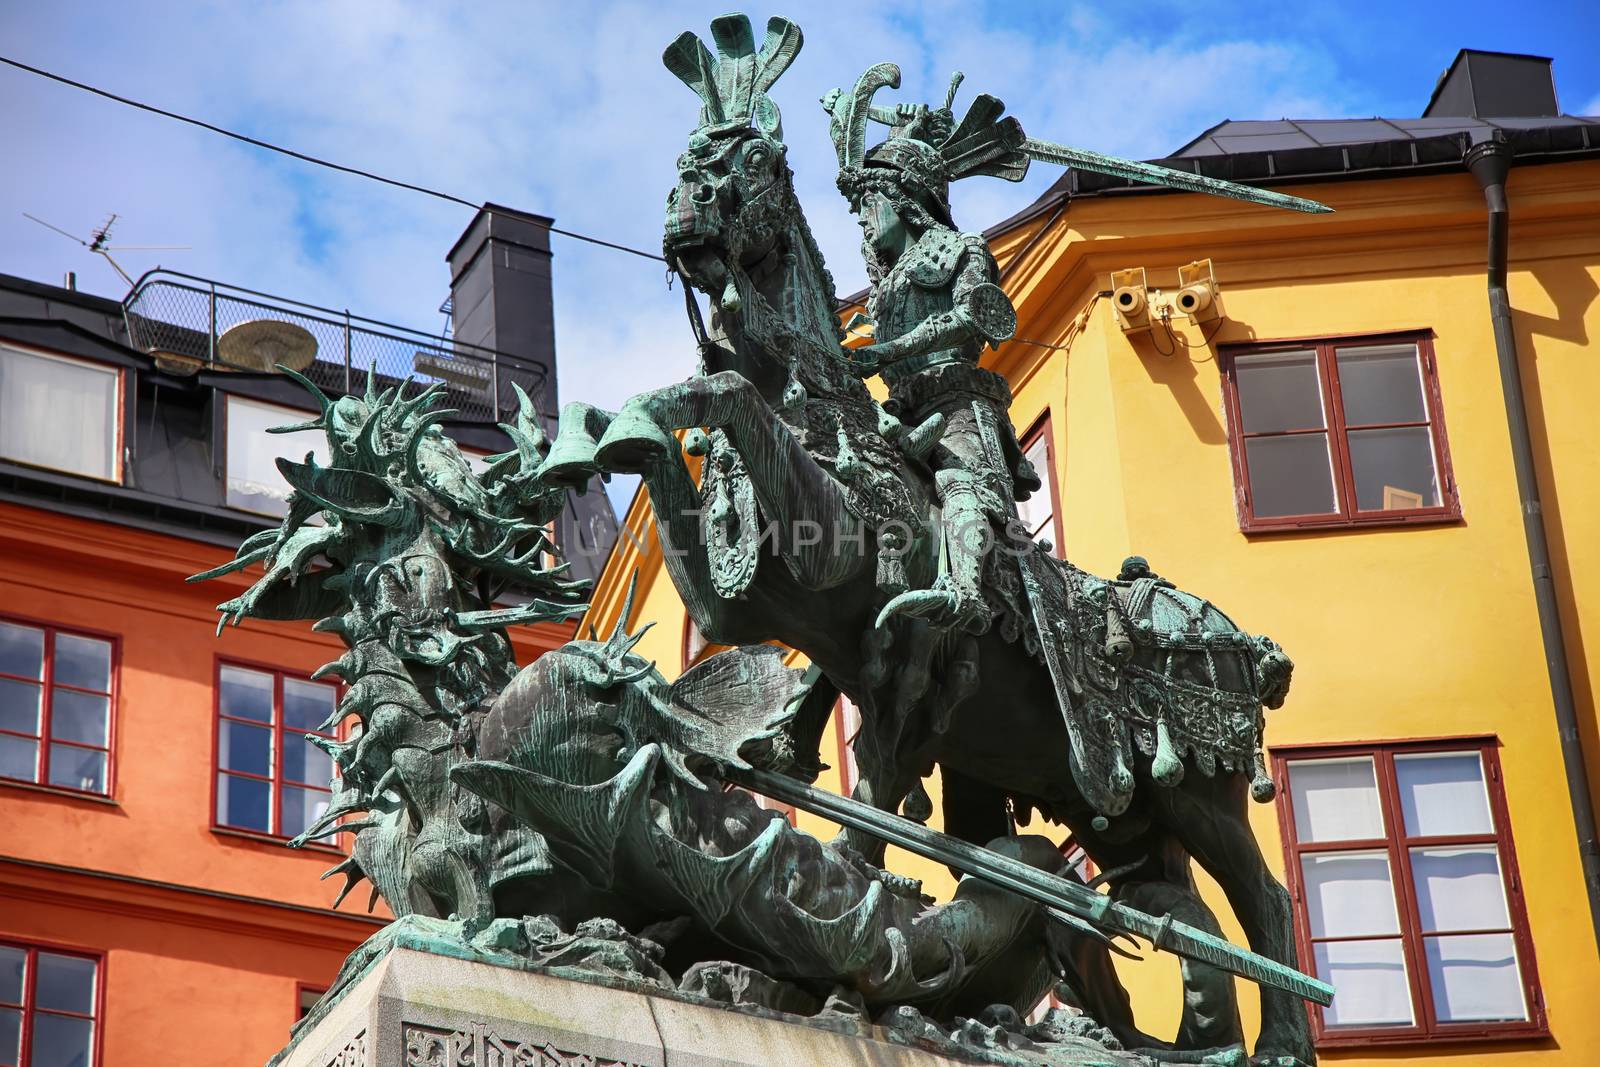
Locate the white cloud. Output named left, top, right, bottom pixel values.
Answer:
left=0, top=0, right=1361, bottom=433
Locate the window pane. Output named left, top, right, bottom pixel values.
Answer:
left=0, top=735, right=39, bottom=783
left=0, top=946, right=23, bottom=1006
left=1017, top=436, right=1056, bottom=541
left=50, top=692, right=108, bottom=748
left=29, top=1012, right=92, bottom=1067
left=1349, top=427, right=1440, bottom=512
left=218, top=772, right=272, bottom=832
left=46, top=747, right=106, bottom=795
left=1314, top=939, right=1414, bottom=1027
left=1335, top=344, right=1427, bottom=426
left=1425, top=933, right=1526, bottom=1023
left=0, top=679, right=42, bottom=737
left=1235, top=349, right=1325, bottom=433
left=281, top=785, right=331, bottom=838
left=1289, top=757, right=1385, bottom=842
left=0, top=346, right=118, bottom=482
left=1302, top=850, right=1401, bottom=938
left=50, top=636, right=109, bottom=694
left=218, top=720, right=272, bottom=777
left=1243, top=434, right=1337, bottom=518
left=34, top=955, right=93, bottom=1015
left=283, top=733, right=333, bottom=787
left=0, top=624, right=44, bottom=681
left=226, top=396, right=329, bottom=517
left=219, top=667, right=273, bottom=723
left=1411, top=846, right=1511, bottom=932
left=0, top=1006, right=18, bottom=1067
left=1395, top=752, right=1493, bottom=837
left=283, top=678, right=336, bottom=733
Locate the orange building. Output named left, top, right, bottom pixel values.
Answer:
left=0, top=206, right=613, bottom=1066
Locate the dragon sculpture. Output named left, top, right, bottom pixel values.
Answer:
left=197, top=15, right=1337, bottom=1067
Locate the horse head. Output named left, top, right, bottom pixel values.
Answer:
left=660, top=15, right=844, bottom=397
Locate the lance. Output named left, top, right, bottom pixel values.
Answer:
left=726, top=765, right=1334, bottom=1007
left=1020, top=137, right=1333, bottom=215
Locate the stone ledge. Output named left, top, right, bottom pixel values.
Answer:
left=272, top=946, right=1143, bottom=1067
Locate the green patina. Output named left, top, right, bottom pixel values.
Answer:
left=201, top=15, right=1332, bottom=1067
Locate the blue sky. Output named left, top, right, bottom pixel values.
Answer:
left=3, top=1, right=1597, bottom=514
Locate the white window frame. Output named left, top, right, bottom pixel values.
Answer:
left=0, top=342, right=123, bottom=484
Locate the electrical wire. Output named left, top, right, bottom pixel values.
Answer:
left=0, top=54, right=666, bottom=264
left=1160, top=314, right=1226, bottom=361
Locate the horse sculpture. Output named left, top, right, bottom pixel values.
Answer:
left=538, top=15, right=1313, bottom=1065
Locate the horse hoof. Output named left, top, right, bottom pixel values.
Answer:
left=595, top=410, right=673, bottom=473
left=535, top=453, right=599, bottom=490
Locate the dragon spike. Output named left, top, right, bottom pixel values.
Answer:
left=663, top=31, right=726, bottom=125
left=274, top=363, right=334, bottom=421
left=609, top=570, right=642, bottom=644
left=363, top=356, right=380, bottom=406
left=511, top=383, right=549, bottom=450
left=186, top=542, right=271, bottom=583
left=835, top=63, right=901, bottom=170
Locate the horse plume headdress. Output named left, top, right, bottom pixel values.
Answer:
left=662, top=14, right=803, bottom=142
left=826, top=66, right=1030, bottom=226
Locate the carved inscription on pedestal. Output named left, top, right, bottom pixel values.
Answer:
left=324, top=1030, right=367, bottom=1067
left=404, top=1022, right=648, bottom=1067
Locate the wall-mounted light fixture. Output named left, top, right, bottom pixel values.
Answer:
left=1110, top=267, right=1152, bottom=333
left=1174, top=259, right=1222, bottom=324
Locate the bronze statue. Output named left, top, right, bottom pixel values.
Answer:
left=198, top=15, right=1335, bottom=1067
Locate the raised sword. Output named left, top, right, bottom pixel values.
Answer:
left=727, top=764, right=1335, bottom=1007
left=1020, top=137, right=1333, bottom=214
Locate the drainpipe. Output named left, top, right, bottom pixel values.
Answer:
left=1466, top=135, right=1600, bottom=951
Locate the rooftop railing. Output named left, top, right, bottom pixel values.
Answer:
left=122, top=269, right=548, bottom=424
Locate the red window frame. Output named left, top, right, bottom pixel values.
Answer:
left=0, top=613, right=118, bottom=798
left=211, top=657, right=341, bottom=845
left=0, top=937, right=104, bottom=1067
left=1272, top=737, right=1546, bottom=1048
left=294, top=982, right=326, bottom=1021
left=1219, top=330, right=1459, bottom=532
left=1019, top=412, right=1064, bottom=558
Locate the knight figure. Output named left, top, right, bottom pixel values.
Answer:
left=826, top=68, right=1040, bottom=631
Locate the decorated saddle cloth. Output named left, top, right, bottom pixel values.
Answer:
left=1012, top=547, right=1290, bottom=817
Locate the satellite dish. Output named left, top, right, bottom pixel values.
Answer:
left=217, top=319, right=318, bottom=373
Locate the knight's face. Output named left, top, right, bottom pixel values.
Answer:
left=858, top=192, right=906, bottom=257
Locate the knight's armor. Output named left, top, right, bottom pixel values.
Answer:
left=826, top=71, right=1040, bottom=628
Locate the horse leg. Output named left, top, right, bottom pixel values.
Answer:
left=1114, top=873, right=1245, bottom=1056
left=1154, top=773, right=1315, bottom=1066
left=594, top=371, right=868, bottom=590
left=627, top=445, right=752, bottom=645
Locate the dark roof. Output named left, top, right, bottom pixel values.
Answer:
left=0, top=272, right=615, bottom=583
left=975, top=47, right=1599, bottom=241
left=1169, top=115, right=1598, bottom=158
left=986, top=117, right=1600, bottom=238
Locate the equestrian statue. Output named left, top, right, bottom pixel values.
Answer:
left=196, top=14, right=1337, bottom=1067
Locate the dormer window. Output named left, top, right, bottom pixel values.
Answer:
left=0, top=343, right=120, bottom=482
left=224, top=396, right=328, bottom=517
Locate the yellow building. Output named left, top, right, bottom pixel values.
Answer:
left=584, top=50, right=1600, bottom=1063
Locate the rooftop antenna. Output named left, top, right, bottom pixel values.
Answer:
left=21, top=211, right=189, bottom=289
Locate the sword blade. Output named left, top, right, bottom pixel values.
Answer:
left=730, top=765, right=1334, bottom=1007
left=1021, top=138, right=1333, bottom=215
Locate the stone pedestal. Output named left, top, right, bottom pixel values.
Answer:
left=274, top=947, right=1139, bottom=1067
